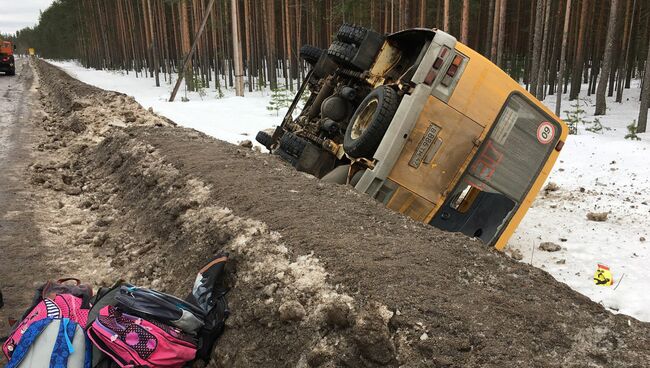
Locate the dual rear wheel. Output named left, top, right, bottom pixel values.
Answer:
left=343, top=85, right=399, bottom=159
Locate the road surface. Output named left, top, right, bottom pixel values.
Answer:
left=0, top=59, right=46, bottom=336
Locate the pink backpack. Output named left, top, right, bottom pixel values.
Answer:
left=87, top=306, right=197, bottom=367
left=2, top=293, right=90, bottom=359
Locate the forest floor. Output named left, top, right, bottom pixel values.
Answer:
left=50, top=59, right=650, bottom=324
left=1, top=59, right=650, bottom=367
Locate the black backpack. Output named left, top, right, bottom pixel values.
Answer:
left=115, top=286, right=206, bottom=334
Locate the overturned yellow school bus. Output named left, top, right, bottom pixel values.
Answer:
left=256, top=25, right=567, bottom=250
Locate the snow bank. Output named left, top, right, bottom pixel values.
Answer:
left=47, top=60, right=284, bottom=146
left=48, top=60, right=650, bottom=323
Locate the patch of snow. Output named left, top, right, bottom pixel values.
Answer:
left=48, top=60, right=285, bottom=147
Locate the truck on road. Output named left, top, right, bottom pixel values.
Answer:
left=0, top=40, right=16, bottom=76
left=256, top=25, right=568, bottom=250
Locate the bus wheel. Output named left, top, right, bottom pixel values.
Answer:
left=344, top=86, right=399, bottom=158
left=336, top=24, right=368, bottom=46
left=327, top=41, right=358, bottom=69
left=299, top=45, right=323, bottom=66
left=321, top=165, right=349, bottom=185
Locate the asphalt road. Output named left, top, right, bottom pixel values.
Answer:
left=0, top=58, right=44, bottom=339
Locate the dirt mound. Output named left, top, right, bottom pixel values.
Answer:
left=18, top=60, right=650, bottom=367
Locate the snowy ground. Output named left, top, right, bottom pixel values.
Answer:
left=48, top=61, right=286, bottom=146
left=511, top=88, right=650, bottom=322
left=48, top=60, right=649, bottom=322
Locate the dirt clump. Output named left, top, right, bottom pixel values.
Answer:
left=587, top=211, right=609, bottom=222
left=544, top=182, right=560, bottom=192
left=539, top=242, right=562, bottom=252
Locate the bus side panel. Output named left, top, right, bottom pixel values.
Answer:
left=449, top=43, right=517, bottom=128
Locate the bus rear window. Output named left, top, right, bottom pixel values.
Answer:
left=466, top=94, right=560, bottom=202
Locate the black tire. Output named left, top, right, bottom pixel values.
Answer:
left=327, top=41, right=358, bottom=69
left=299, top=45, right=323, bottom=66
left=7, top=69, right=15, bottom=76
left=321, top=165, right=349, bottom=185
left=344, top=86, right=399, bottom=159
left=278, top=132, right=307, bottom=158
left=336, top=24, right=368, bottom=46
left=350, top=169, right=366, bottom=187
left=255, top=130, right=274, bottom=149
left=276, top=148, right=299, bottom=166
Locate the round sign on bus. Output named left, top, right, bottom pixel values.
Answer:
left=537, top=122, right=555, bottom=144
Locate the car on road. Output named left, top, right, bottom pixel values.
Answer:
left=0, top=40, right=16, bottom=76
left=256, top=25, right=568, bottom=250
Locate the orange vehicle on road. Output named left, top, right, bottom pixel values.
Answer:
left=0, top=40, right=16, bottom=76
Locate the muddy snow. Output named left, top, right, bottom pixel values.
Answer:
left=1, top=60, right=650, bottom=367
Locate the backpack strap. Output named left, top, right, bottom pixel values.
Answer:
left=56, top=278, right=81, bottom=285
left=49, top=318, right=78, bottom=367
left=5, top=318, right=53, bottom=368
left=84, top=335, right=92, bottom=368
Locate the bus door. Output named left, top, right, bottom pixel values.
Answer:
left=430, top=94, right=562, bottom=245
left=384, top=96, right=484, bottom=222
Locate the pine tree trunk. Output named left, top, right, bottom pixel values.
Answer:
left=595, top=0, right=620, bottom=115
left=525, top=0, right=536, bottom=86
left=496, top=0, right=507, bottom=67
left=284, top=0, right=294, bottom=90
left=244, top=0, right=253, bottom=92
left=535, top=0, right=551, bottom=99
left=443, top=0, right=450, bottom=32
left=231, top=0, right=244, bottom=96
left=616, top=0, right=635, bottom=102
left=625, top=0, right=640, bottom=88
left=210, top=1, right=221, bottom=90
left=419, top=0, right=426, bottom=27
left=461, top=0, right=470, bottom=43
left=491, top=0, right=501, bottom=62
left=530, top=0, right=544, bottom=96
left=180, top=1, right=193, bottom=91
left=547, top=0, right=563, bottom=96
left=569, top=0, right=589, bottom=100
left=555, top=0, right=572, bottom=116
left=608, top=0, right=625, bottom=97
left=146, top=0, right=160, bottom=87
left=638, top=37, right=650, bottom=133
left=485, top=0, right=495, bottom=56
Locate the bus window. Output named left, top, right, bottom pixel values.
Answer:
left=468, top=94, right=561, bottom=202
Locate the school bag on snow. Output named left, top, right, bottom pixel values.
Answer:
left=89, top=254, right=231, bottom=364
left=87, top=306, right=197, bottom=368
left=3, top=278, right=92, bottom=361
left=5, top=318, right=90, bottom=368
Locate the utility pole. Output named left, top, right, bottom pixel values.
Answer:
left=169, top=0, right=217, bottom=102
left=231, top=0, right=244, bottom=96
